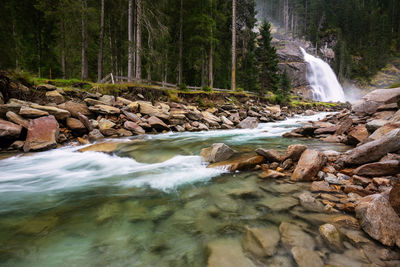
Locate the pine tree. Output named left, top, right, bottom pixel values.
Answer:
left=255, top=21, right=280, bottom=95
left=279, top=69, right=291, bottom=101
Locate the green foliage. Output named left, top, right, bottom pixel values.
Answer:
left=390, top=82, right=400, bottom=88
left=255, top=21, right=280, bottom=95
left=236, top=87, right=244, bottom=92
left=197, top=96, right=205, bottom=107
left=202, top=85, right=212, bottom=92
left=178, top=83, right=189, bottom=92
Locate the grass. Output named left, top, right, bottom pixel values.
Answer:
left=290, top=99, right=340, bottom=108
left=389, top=82, right=400, bottom=88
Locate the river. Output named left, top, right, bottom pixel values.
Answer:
left=0, top=113, right=365, bottom=266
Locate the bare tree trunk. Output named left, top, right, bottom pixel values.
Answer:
left=178, top=0, right=184, bottom=85
left=284, top=0, right=289, bottom=32
left=81, top=0, right=88, bottom=80
left=61, top=18, right=66, bottom=79
left=231, top=0, right=236, bottom=91
left=208, top=44, right=213, bottom=88
left=128, top=0, right=134, bottom=82
left=97, top=0, right=105, bottom=82
left=136, top=0, right=142, bottom=81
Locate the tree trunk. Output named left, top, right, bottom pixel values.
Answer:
left=61, top=18, right=66, bottom=79
left=81, top=0, right=88, bottom=80
left=97, top=0, right=105, bottom=83
left=231, top=0, right=236, bottom=91
left=128, top=0, right=134, bottom=82
left=178, top=0, right=184, bottom=85
left=136, top=0, right=142, bottom=81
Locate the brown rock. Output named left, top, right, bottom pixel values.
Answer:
left=389, top=183, right=400, bottom=214
left=347, top=124, right=369, bottom=144
left=59, top=101, right=91, bottom=118
left=23, top=115, right=59, bottom=152
left=122, top=110, right=141, bottom=123
left=0, top=118, right=22, bottom=139
left=19, top=106, right=49, bottom=118
left=341, top=128, right=400, bottom=165
left=89, top=104, right=120, bottom=115
left=258, top=169, right=286, bottom=179
left=351, top=175, right=372, bottom=187
left=372, top=177, right=392, bottom=187
left=285, top=144, right=308, bottom=161
left=369, top=122, right=400, bottom=140
left=291, top=150, right=327, bottom=181
left=352, top=87, right=400, bottom=115
left=45, top=90, right=64, bottom=104
left=124, top=121, right=145, bottom=135
left=200, top=143, right=235, bottom=163
left=343, top=185, right=371, bottom=197
left=354, top=161, right=400, bottom=177
left=238, top=117, right=258, bottom=129
left=148, top=116, right=170, bottom=131
left=6, top=111, right=29, bottom=128
left=88, top=129, right=104, bottom=141
left=255, top=148, right=284, bottom=163
left=66, top=118, right=87, bottom=135
left=30, top=104, right=71, bottom=120
left=310, top=181, right=339, bottom=193
left=335, top=118, right=353, bottom=135
left=208, top=155, right=265, bottom=172
left=242, top=226, right=280, bottom=258
left=206, top=239, right=255, bottom=267
left=355, top=194, right=400, bottom=248
left=291, top=247, right=324, bottom=267
left=77, top=112, right=93, bottom=132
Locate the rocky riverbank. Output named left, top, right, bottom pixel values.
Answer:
left=0, top=73, right=344, bottom=153
left=195, top=86, right=400, bottom=266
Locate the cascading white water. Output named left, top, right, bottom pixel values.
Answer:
left=300, top=47, right=345, bottom=102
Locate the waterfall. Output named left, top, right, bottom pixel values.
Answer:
left=300, top=47, right=345, bottom=102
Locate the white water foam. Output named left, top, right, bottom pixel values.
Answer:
left=300, top=47, right=345, bottom=102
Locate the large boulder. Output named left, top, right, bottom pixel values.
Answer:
left=347, top=124, right=369, bottom=144
left=45, top=90, right=64, bottom=104
left=124, top=121, right=145, bottom=135
left=285, top=144, right=308, bottom=161
left=352, top=87, right=400, bottom=115
left=354, top=160, right=400, bottom=177
left=30, top=104, right=71, bottom=120
left=341, top=128, right=400, bottom=165
left=355, top=194, right=400, bottom=248
left=238, top=117, right=258, bottom=129
left=148, top=116, right=170, bottom=131
left=200, top=143, right=235, bottom=163
left=291, top=150, right=326, bottom=181
left=0, top=118, right=22, bottom=139
left=255, top=148, right=284, bottom=163
left=66, top=118, right=87, bottom=135
left=242, top=226, right=280, bottom=258
left=208, top=155, right=265, bottom=172
left=369, top=122, right=400, bottom=140
left=59, top=101, right=91, bottom=118
left=6, top=111, right=29, bottom=128
left=23, top=115, right=59, bottom=152
left=19, top=106, right=49, bottom=118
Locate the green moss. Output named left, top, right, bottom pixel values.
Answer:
left=389, top=82, right=400, bottom=88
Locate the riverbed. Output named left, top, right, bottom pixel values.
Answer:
left=0, top=113, right=382, bottom=266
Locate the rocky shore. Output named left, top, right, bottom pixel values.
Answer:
left=0, top=73, right=342, bottom=153
left=197, top=86, right=400, bottom=266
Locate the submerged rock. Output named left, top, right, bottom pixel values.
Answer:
left=23, top=115, right=59, bottom=152
left=206, top=239, right=255, bottom=267
left=355, top=194, right=400, bottom=247
left=279, top=222, right=315, bottom=250
left=291, top=150, right=326, bottom=181
left=290, top=247, right=324, bottom=267
left=319, top=223, right=343, bottom=250
left=208, top=155, right=265, bottom=172
left=200, top=143, right=235, bottom=163
left=78, top=142, right=118, bottom=153
left=242, top=226, right=280, bottom=258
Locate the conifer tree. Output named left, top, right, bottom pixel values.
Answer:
left=255, top=21, right=279, bottom=95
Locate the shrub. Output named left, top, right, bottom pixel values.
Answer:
left=178, top=83, right=189, bottom=91
left=202, top=85, right=212, bottom=92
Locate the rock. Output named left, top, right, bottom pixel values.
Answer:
left=206, top=239, right=255, bottom=267
left=354, top=161, right=400, bottom=177
left=30, top=104, right=71, bottom=120
left=319, top=223, right=343, bottom=250
left=200, top=143, right=235, bottom=163
left=343, top=185, right=371, bottom=197
left=98, top=118, right=115, bottom=131
left=299, top=191, right=325, bottom=212
left=36, top=84, right=56, bottom=91
left=116, top=128, right=132, bottom=137
left=45, top=90, right=64, bottom=104
left=324, top=173, right=349, bottom=185
left=355, top=194, right=400, bottom=247
left=369, top=122, right=400, bottom=140
left=366, top=119, right=389, bottom=132
left=89, top=104, right=120, bottom=115
left=0, top=118, right=22, bottom=139
left=202, top=111, right=221, bottom=124
left=314, top=126, right=339, bottom=135
left=124, top=121, right=145, bottom=135
left=79, top=142, right=118, bottom=153
left=352, top=87, right=400, bottom=115
left=389, top=183, right=400, bottom=215
left=256, top=196, right=298, bottom=211
left=148, top=116, right=170, bottom=131
left=282, top=158, right=293, bottom=170
left=322, top=150, right=341, bottom=162
left=335, top=118, right=353, bottom=135
left=258, top=169, right=286, bottom=179
left=242, top=226, right=280, bottom=258
left=221, top=116, right=234, bottom=126
left=291, top=150, right=326, bottom=181
left=6, top=111, right=29, bottom=128
left=347, top=125, right=369, bottom=144
left=116, top=97, right=133, bottom=105
left=208, top=155, right=265, bottom=172
left=255, top=148, right=284, bottom=163
left=66, top=118, right=87, bottom=135
left=19, top=106, right=49, bottom=118
left=341, top=128, right=400, bottom=165
left=77, top=112, right=93, bottom=131
left=238, top=117, right=258, bottom=129
left=23, top=115, right=59, bottom=152
left=88, top=129, right=104, bottom=142
left=285, top=144, right=308, bottom=161
left=128, top=102, right=139, bottom=113
left=58, top=101, right=91, bottom=118
left=279, top=222, right=315, bottom=250
left=290, top=247, right=324, bottom=267
left=310, top=181, right=339, bottom=193
left=98, top=95, right=115, bottom=106
left=122, top=110, right=141, bottom=123
left=9, top=140, right=24, bottom=150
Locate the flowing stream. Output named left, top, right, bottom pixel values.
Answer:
left=301, top=47, right=346, bottom=102
left=0, top=113, right=378, bottom=266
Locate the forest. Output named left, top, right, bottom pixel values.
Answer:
left=0, top=0, right=400, bottom=90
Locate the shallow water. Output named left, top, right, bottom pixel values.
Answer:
left=1, top=113, right=386, bottom=266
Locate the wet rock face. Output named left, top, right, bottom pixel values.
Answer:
left=23, top=115, right=59, bottom=152
left=291, top=150, right=326, bottom=182
left=355, top=194, right=400, bottom=248
left=200, top=143, right=235, bottom=163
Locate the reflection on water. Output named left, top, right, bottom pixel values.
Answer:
left=0, top=113, right=367, bottom=266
